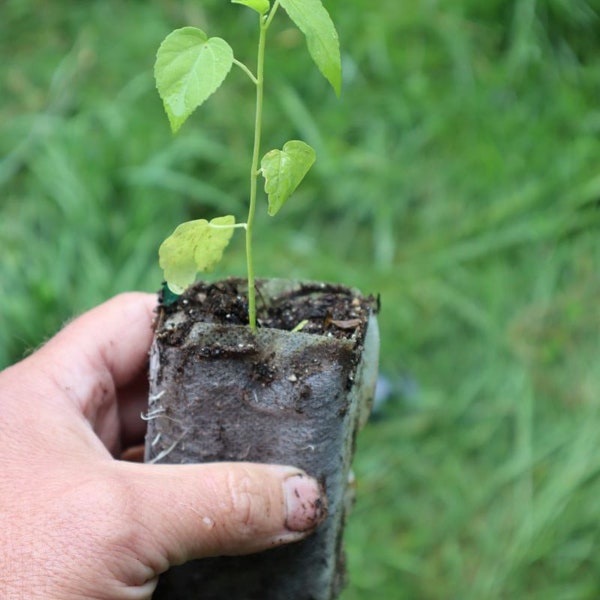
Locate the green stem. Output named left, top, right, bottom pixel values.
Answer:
left=208, top=222, right=248, bottom=231
left=246, top=12, right=272, bottom=332
left=233, top=58, right=258, bottom=85
left=264, top=0, right=281, bottom=29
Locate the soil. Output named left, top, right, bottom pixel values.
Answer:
left=157, top=278, right=378, bottom=342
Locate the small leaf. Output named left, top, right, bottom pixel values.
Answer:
left=232, top=0, right=270, bottom=15
left=279, top=0, right=342, bottom=96
left=159, top=215, right=235, bottom=293
left=155, top=27, right=234, bottom=133
left=261, top=140, right=316, bottom=216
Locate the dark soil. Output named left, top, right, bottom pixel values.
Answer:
left=157, top=278, right=378, bottom=343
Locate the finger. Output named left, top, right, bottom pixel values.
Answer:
left=26, top=293, right=156, bottom=449
left=120, top=444, right=145, bottom=462
left=115, top=461, right=327, bottom=568
left=36, top=291, right=156, bottom=390
left=117, top=370, right=150, bottom=448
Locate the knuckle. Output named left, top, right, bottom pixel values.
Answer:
left=222, top=468, right=271, bottom=535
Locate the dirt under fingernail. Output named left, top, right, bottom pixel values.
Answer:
left=283, top=473, right=328, bottom=532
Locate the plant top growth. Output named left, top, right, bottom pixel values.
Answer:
left=155, top=0, right=342, bottom=331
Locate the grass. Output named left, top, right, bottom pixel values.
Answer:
left=2, top=0, right=600, bottom=597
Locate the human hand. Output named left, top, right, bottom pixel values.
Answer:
left=0, top=293, right=326, bottom=599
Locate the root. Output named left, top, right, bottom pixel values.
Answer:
left=149, top=390, right=166, bottom=402
left=141, top=407, right=166, bottom=421
left=148, top=429, right=189, bottom=464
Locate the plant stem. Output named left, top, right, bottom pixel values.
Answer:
left=246, top=11, right=273, bottom=332
left=233, top=58, right=258, bottom=85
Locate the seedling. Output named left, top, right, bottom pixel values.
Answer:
left=155, top=0, right=342, bottom=331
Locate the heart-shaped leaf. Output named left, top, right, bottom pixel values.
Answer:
left=261, top=140, right=316, bottom=216
left=155, top=27, right=234, bottom=133
left=159, top=215, right=235, bottom=293
left=279, top=0, right=342, bottom=96
left=232, top=0, right=270, bottom=16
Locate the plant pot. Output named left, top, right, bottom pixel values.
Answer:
left=145, top=278, right=380, bottom=600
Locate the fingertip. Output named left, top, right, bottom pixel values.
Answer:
left=282, top=472, right=328, bottom=533
left=41, top=291, right=158, bottom=387
left=120, top=444, right=145, bottom=462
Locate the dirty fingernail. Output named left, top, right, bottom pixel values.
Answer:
left=283, top=473, right=327, bottom=532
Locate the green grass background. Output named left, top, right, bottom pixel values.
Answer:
left=2, top=0, right=600, bottom=597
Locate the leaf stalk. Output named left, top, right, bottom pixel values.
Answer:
left=233, top=58, right=258, bottom=85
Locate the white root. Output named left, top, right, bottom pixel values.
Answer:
left=141, top=407, right=165, bottom=421
left=148, top=430, right=189, bottom=464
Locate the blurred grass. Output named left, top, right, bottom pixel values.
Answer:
left=2, top=0, right=600, bottom=597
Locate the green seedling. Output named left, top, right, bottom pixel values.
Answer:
left=155, top=0, right=342, bottom=331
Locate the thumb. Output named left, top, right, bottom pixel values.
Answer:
left=114, top=461, right=327, bottom=570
